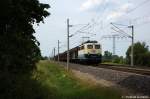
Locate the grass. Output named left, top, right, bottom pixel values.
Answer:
left=35, top=60, right=122, bottom=99
left=0, top=70, right=51, bottom=99
left=102, top=62, right=126, bottom=65
left=0, top=60, right=122, bottom=99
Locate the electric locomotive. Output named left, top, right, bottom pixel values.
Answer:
left=58, top=40, right=102, bottom=64
left=77, top=40, right=102, bottom=64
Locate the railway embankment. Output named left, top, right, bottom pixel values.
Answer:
left=36, top=61, right=122, bottom=99
left=59, top=62, right=150, bottom=95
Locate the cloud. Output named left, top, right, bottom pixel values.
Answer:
left=79, top=0, right=122, bottom=12
left=79, top=0, right=134, bottom=21
left=106, top=11, right=123, bottom=20
left=80, top=0, right=103, bottom=11
left=121, top=3, right=133, bottom=12
left=106, top=3, right=133, bottom=20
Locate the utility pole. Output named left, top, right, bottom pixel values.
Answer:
left=58, top=40, right=60, bottom=62
left=110, top=22, right=134, bottom=66
left=53, top=47, right=55, bottom=61
left=66, top=19, right=87, bottom=70
left=128, top=25, right=134, bottom=66
left=102, top=34, right=121, bottom=56
left=50, top=49, right=53, bottom=61
left=67, top=19, right=70, bottom=70
left=112, top=35, right=116, bottom=55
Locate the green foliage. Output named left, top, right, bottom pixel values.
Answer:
left=112, top=55, right=126, bottom=64
left=35, top=61, right=122, bottom=99
left=102, top=51, right=126, bottom=64
left=0, top=72, right=52, bottom=99
left=0, top=1, right=50, bottom=98
left=41, top=56, right=49, bottom=60
left=126, top=42, right=150, bottom=66
left=0, top=0, right=50, bottom=73
left=102, top=51, right=113, bottom=62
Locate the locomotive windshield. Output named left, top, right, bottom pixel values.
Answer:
left=87, top=45, right=93, bottom=49
left=95, top=45, right=100, bottom=49
left=80, top=46, right=84, bottom=50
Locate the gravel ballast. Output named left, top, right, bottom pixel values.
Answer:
left=59, top=62, right=150, bottom=95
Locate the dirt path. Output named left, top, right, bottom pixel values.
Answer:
left=72, top=69, right=115, bottom=87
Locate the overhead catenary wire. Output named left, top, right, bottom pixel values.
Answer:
left=127, top=0, right=150, bottom=14
left=70, top=23, right=90, bottom=37
left=74, top=0, right=109, bottom=36
left=101, top=34, right=128, bottom=55
left=106, top=0, right=150, bottom=30
left=86, top=0, right=150, bottom=35
left=110, top=23, right=132, bottom=38
left=111, top=27, right=131, bottom=38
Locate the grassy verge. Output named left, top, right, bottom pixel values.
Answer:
left=102, top=62, right=126, bottom=65
left=35, top=60, right=122, bottom=99
left=0, top=60, right=122, bottom=99
left=0, top=70, right=51, bottom=99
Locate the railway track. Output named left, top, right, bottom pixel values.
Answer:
left=98, top=64, right=150, bottom=76
left=59, top=61, right=150, bottom=76
left=59, top=61, right=150, bottom=95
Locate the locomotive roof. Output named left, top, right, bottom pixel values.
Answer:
left=82, top=40, right=98, bottom=44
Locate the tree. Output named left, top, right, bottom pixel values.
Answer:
left=126, top=42, right=150, bottom=66
left=0, top=0, right=50, bottom=73
left=102, top=51, right=113, bottom=62
left=112, top=55, right=125, bottom=64
left=102, top=51, right=126, bottom=64
left=41, top=56, right=49, bottom=60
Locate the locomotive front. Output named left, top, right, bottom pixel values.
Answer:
left=78, top=41, right=102, bottom=64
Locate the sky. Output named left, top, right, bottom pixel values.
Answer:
left=35, top=0, right=150, bottom=57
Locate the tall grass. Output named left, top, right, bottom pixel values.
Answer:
left=0, top=60, right=122, bottom=99
left=35, top=60, right=122, bottom=99
left=0, top=71, right=52, bottom=99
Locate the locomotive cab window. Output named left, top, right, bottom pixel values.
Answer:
left=80, top=46, right=84, bottom=50
left=95, top=45, right=100, bottom=49
left=87, top=45, right=93, bottom=49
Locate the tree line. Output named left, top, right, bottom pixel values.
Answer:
left=103, top=42, right=150, bottom=66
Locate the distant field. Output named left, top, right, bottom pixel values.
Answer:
left=35, top=60, right=122, bottom=99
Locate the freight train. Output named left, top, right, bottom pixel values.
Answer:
left=55, top=40, right=102, bottom=64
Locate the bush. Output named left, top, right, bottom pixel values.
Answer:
left=0, top=72, right=53, bottom=99
left=126, top=42, right=150, bottom=66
